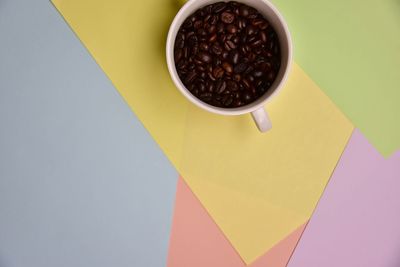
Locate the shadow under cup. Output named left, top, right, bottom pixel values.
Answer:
left=166, top=0, right=292, bottom=116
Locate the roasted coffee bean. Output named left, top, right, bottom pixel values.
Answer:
left=200, top=92, right=213, bottom=101
left=260, top=31, right=268, bottom=42
left=233, top=6, right=240, bottom=15
left=206, top=64, right=213, bottom=73
left=211, top=43, right=223, bottom=55
left=222, top=95, right=234, bottom=106
left=185, top=71, right=197, bottom=83
left=176, top=60, right=186, bottom=70
left=189, top=15, right=197, bottom=22
left=244, top=65, right=254, bottom=75
left=227, top=24, right=238, bottom=34
left=229, top=50, right=240, bottom=64
left=267, top=40, right=275, bottom=50
left=210, top=15, right=218, bottom=25
left=196, top=77, right=205, bottom=84
left=240, top=45, right=250, bottom=54
left=237, top=18, right=247, bottom=30
left=251, top=39, right=263, bottom=47
left=175, top=49, right=183, bottom=62
left=259, top=21, right=269, bottom=30
left=242, top=91, right=253, bottom=102
left=194, top=57, right=204, bottom=65
left=213, top=57, right=222, bottom=66
left=248, top=52, right=256, bottom=62
left=248, top=35, right=257, bottom=43
left=247, top=13, right=258, bottom=19
left=226, top=33, right=234, bottom=40
left=227, top=80, right=239, bottom=91
left=233, top=74, right=241, bottom=82
left=234, top=62, right=248, bottom=74
left=192, top=45, right=199, bottom=55
left=208, top=72, right=217, bottom=81
left=218, top=34, right=227, bottom=43
left=216, top=80, right=227, bottom=94
left=260, top=61, right=272, bottom=71
left=253, top=70, right=264, bottom=78
left=221, top=12, right=235, bottom=24
left=256, top=80, right=268, bottom=91
left=242, top=78, right=251, bottom=89
left=188, top=83, right=196, bottom=91
left=208, top=25, right=217, bottom=34
left=246, top=25, right=257, bottom=36
left=183, top=19, right=193, bottom=29
left=197, top=82, right=206, bottom=92
left=197, top=28, right=207, bottom=36
left=194, top=20, right=203, bottom=29
left=176, top=32, right=185, bottom=47
left=217, top=23, right=225, bottom=33
left=199, top=42, right=209, bottom=51
left=198, top=52, right=212, bottom=63
left=188, top=35, right=198, bottom=46
left=207, top=81, right=215, bottom=92
left=174, top=2, right=281, bottom=108
left=229, top=1, right=240, bottom=8
left=239, top=6, right=250, bottom=17
left=213, top=67, right=225, bottom=78
left=183, top=47, right=189, bottom=59
left=222, top=51, right=229, bottom=59
left=234, top=100, right=243, bottom=106
left=212, top=2, right=226, bottom=13
left=186, top=31, right=195, bottom=39
left=238, top=18, right=247, bottom=30
left=255, top=48, right=265, bottom=56
left=208, top=4, right=217, bottom=13
left=224, top=40, right=236, bottom=50
left=251, top=18, right=265, bottom=27
left=196, top=8, right=205, bottom=17
left=222, top=62, right=233, bottom=73
left=204, top=14, right=212, bottom=23
left=208, top=33, right=218, bottom=42
left=267, top=71, right=276, bottom=82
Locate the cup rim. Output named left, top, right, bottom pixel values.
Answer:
left=166, top=0, right=292, bottom=116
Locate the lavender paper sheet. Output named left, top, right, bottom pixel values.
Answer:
left=288, top=130, right=400, bottom=267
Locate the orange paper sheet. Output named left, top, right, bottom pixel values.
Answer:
left=168, top=177, right=307, bottom=267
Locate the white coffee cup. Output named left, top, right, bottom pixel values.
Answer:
left=166, top=0, right=292, bottom=132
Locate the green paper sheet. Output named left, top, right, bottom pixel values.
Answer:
left=271, top=0, right=400, bottom=156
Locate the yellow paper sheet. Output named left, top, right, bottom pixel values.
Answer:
left=52, top=0, right=354, bottom=263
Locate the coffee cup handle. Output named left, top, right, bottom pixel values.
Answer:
left=251, top=108, right=272, bottom=132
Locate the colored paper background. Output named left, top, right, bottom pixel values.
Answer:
left=0, top=0, right=178, bottom=266
left=271, top=0, right=400, bottom=156
left=288, top=130, right=400, bottom=267
left=168, top=177, right=306, bottom=267
left=52, top=0, right=353, bottom=262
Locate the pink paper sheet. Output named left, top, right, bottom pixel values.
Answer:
left=288, top=130, right=400, bottom=267
left=168, top=177, right=306, bottom=267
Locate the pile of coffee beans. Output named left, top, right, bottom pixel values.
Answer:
left=174, top=1, right=281, bottom=108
